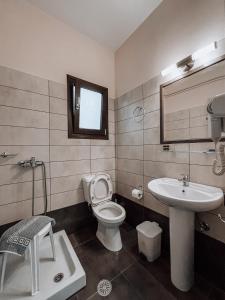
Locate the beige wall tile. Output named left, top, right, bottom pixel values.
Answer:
left=49, top=81, right=67, bottom=100
left=0, top=66, right=48, bottom=95
left=51, top=189, right=84, bottom=210
left=117, top=146, right=143, bottom=160
left=0, top=86, right=49, bottom=112
left=50, top=129, right=90, bottom=146
left=50, top=97, right=67, bottom=115
left=0, top=179, right=50, bottom=205
left=190, top=164, right=225, bottom=189
left=0, top=200, right=32, bottom=226
left=108, top=98, right=115, bottom=111
left=144, top=161, right=189, bottom=178
left=117, top=158, right=143, bottom=174
left=144, top=192, right=169, bottom=217
left=116, top=131, right=143, bottom=146
left=91, top=158, right=115, bottom=172
left=142, top=76, right=161, bottom=98
left=51, top=174, right=86, bottom=194
left=50, top=113, right=67, bottom=130
left=117, top=85, right=143, bottom=109
left=144, top=144, right=189, bottom=164
left=91, top=146, right=115, bottom=159
left=117, top=170, right=143, bottom=187
left=0, top=126, right=49, bottom=145
left=91, top=134, right=115, bottom=146
left=0, top=106, right=49, bottom=129
left=144, top=110, right=160, bottom=129
left=0, top=146, right=49, bottom=165
left=108, top=110, right=115, bottom=123
left=144, top=93, right=160, bottom=113
left=0, top=163, right=50, bottom=185
left=50, top=145, right=90, bottom=161
left=109, top=121, right=115, bottom=134
left=117, top=118, right=143, bottom=133
left=144, top=127, right=160, bottom=144
left=117, top=100, right=143, bottom=122
left=51, top=160, right=90, bottom=178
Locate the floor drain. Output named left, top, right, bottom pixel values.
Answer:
left=54, top=273, right=64, bottom=283
left=97, top=279, right=112, bottom=297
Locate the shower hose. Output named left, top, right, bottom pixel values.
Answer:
left=32, top=162, right=48, bottom=216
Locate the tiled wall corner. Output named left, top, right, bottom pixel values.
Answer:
left=0, top=66, right=49, bottom=225
left=0, top=67, right=116, bottom=225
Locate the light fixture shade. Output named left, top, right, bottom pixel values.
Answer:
left=160, top=41, right=217, bottom=77
left=192, top=42, right=217, bottom=60
left=161, top=64, right=177, bottom=77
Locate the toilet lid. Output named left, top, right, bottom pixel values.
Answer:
left=90, top=174, right=113, bottom=205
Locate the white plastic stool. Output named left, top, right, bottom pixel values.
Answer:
left=0, top=222, right=56, bottom=296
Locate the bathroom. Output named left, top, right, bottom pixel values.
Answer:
left=0, top=0, right=225, bottom=299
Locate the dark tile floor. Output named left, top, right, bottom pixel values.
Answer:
left=67, top=222, right=225, bottom=300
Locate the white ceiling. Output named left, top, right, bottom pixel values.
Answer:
left=27, top=0, right=162, bottom=50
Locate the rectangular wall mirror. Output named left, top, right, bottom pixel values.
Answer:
left=160, top=56, right=225, bottom=143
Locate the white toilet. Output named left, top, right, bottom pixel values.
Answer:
left=82, top=173, right=126, bottom=252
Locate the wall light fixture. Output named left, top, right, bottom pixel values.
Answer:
left=161, top=41, right=217, bottom=77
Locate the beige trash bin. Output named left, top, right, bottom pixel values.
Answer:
left=136, top=221, right=162, bottom=262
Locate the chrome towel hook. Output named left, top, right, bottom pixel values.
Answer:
left=0, top=152, right=17, bottom=158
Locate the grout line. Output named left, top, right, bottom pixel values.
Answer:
left=49, top=111, right=67, bottom=116
left=49, top=96, right=66, bottom=102
left=0, top=124, right=49, bottom=130
left=116, top=108, right=159, bottom=124
left=0, top=196, right=51, bottom=208
left=0, top=104, right=49, bottom=114
left=0, top=83, right=49, bottom=97
left=0, top=171, right=115, bottom=188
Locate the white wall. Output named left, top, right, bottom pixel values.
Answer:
left=0, top=0, right=115, bottom=97
left=115, top=0, right=225, bottom=97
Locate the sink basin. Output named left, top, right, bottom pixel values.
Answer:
left=148, top=177, right=223, bottom=212
left=148, top=177, right=224, bottom=292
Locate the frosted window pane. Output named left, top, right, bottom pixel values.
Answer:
left=79, top=88, right=102, bottom=130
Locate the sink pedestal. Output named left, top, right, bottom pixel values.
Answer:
left=170, top=207, right=195, bottom=291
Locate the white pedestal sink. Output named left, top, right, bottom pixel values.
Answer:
left=148, top=178, right=223, bottom=292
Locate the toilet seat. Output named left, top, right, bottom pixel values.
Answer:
left=89, top=173, right=113, bottom=206
left=93, top=202, right=126, bottom=224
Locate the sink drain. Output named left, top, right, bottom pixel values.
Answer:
left=97, top=279, right=112, bottom=297
left=54, top=273, right=64, bottom=283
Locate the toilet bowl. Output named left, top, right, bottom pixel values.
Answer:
left=82, top=173, right=126, bottom=252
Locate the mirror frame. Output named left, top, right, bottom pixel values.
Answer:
left=160, top=54, right=225, bottom=144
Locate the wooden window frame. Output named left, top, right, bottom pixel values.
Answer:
left=67, top=74, right=108, bottom=139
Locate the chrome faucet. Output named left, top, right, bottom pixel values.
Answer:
left=17, top=157, right=43, bottom=168
left=178, top=174, right=189, bottom=187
